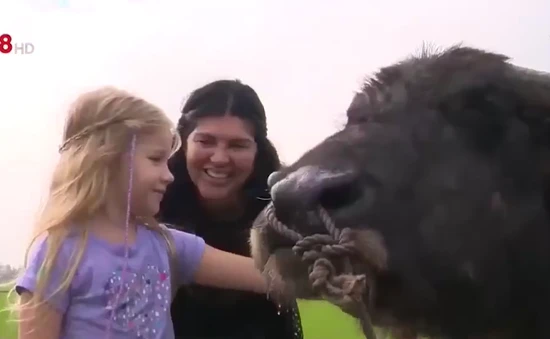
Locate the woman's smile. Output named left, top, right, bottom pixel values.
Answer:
left=203, top=168, right=235, bottom=187
left=204, top=168, right=232, bottom=181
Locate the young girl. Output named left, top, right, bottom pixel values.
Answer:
left=12, top=87, right=268, bottom=339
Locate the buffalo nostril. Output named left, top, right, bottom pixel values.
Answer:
left=318, top=180, right=364, bottom=210
left=270, top=165, right=357, bottom=211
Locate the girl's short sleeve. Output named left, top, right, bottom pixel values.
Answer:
left=168, top=229, right=206, bottom=285
left=15, top=236, right=75, bottom=314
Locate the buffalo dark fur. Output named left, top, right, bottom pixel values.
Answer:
left=250, top=45, right=550, bottom=339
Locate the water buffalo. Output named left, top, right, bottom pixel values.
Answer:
left=250, top=45, right=550, bottom=339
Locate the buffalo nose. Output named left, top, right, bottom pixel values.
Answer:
left=270, top=165, right=357, bottom=212
left=267, top=170, right=285, bottom=188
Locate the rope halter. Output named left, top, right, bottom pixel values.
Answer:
left=264, top=202, right=378, bottom=339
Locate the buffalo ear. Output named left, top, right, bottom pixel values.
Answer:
left=436, top=64, right=550, bottom=154
left=503, top=66, right=550, bottom=147
left=505, top=67, right=550, bottom=116
left=504, top=67, right=550, bottom=210
left=504, top=66, right=550, bottom=165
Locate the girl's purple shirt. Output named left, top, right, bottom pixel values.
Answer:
left=16, top=225, right=206, bottom=339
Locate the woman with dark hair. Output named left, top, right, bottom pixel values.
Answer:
left=158, top=79, right=303, bottom=339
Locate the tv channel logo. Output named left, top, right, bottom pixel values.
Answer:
left=0, top=34, right=35, bottom=55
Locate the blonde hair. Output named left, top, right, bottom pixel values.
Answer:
left=8, top=86, right=181, bottom=315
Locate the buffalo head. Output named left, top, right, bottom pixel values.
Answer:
left=251, top=45, right=550, bottom=339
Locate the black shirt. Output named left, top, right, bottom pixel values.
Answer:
left=167, top=217, right=303, bottom=339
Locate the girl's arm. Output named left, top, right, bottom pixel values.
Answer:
left=15, top=235, right=75, bottom=339
left=193, top=244, right=267, bottom=294
left=19, top=292, right=63, bottom=339
left=168, top=229, right=267, bottom=293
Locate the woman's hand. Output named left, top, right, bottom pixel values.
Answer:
left=193, top=244, right=267, bottom=294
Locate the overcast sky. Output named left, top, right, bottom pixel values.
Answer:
left=1, top=0, right=549, bottom=266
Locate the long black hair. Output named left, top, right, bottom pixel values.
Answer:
left=158, top=78, right=281, bottom=230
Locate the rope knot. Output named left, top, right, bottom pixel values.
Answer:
left=309, top=257, right=367, bottom=300
left=265, top=203, right=378, bottom=339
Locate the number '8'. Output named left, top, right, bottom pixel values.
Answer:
left=0, top=34, right=13, bottom=54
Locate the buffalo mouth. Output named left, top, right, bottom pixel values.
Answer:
left=251, top=203, right=385, bottom=297
left=251, top=202, right=386, bottom=339
left=250, top=204, right=313, bottom=302
left=250, top=202, right=331, bottom=275
left=250, top=200, right=389, bottom=279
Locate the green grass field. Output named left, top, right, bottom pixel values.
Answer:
left=0, top=288, right=17, bottom=339
left=298, top=300, right=369, bottom=339
left=0, top=288, right=371, bottom=339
